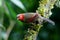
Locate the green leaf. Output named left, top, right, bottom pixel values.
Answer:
left=11, top=0, right=27, bottom=12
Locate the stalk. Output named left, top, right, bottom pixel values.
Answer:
left=24, top=0, right=56, bottom=40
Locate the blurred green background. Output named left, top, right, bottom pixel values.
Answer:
left=0, top=0, right=60, bottom=40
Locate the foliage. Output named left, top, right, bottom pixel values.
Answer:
left=0, top=0, right=60, bottom=40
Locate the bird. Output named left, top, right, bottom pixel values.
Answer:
left=17, top=12, right=55, bottom=25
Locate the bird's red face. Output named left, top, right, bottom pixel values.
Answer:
left=17, top=14, right=24, bottom=21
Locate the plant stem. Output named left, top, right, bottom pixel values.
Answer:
left=24, top=0, right=57, bottom=40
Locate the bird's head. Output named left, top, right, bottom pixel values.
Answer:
left=17, top=14, right=24, bottom=21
